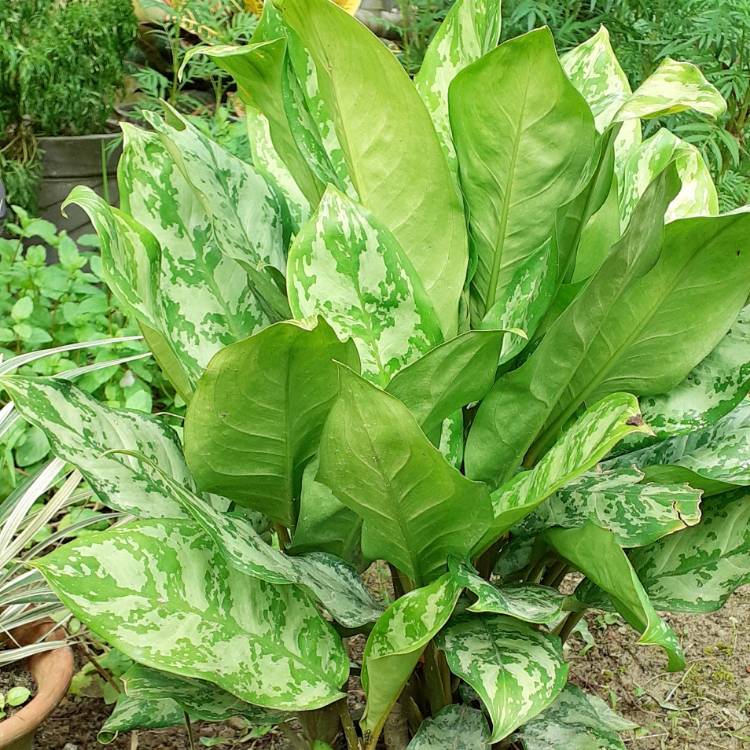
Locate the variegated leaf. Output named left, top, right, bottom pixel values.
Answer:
left=630, top=302, right=750, bottom=443
left=184, top=4, right=323, bottom=204
left=287, top=187, right=442, bottom=386
left=1, top=377, right=192, bottom=518
left=63, top=187, right=194, bottom=400
left=283, top=30, right=355, bottom=197
left=116, top=121, right=278, bottom=380
left=158, top=466, right=382, bottom=627
left=246, top=104, right=311, bottom=231
left=317, top=367, right=493, bottom=585
left=290, top=459, right=364, bottom=570
left=452, top=560, right=566, bottom=625
left=437, top=614, right=568, bottom=742
left=473, top=393, right=651, bottom=552
left=607, top=399, right=750, bottom=493
left=629, top=491, right=750, bottom=613
left=279, top=0, right=468, bottom=338
left=99, top=663, right=283, bottom=743
left=546, top=523, right=685, bottom=671
left=185, top=319, right=360, bottom=526
left=466, top=169, right=750, bottom=485
left=361, top=573, right=462, bottom=737
left=450, top=28, right=596, bottom=326
left=619, top=129, right=718, bottom=229
left=122, top=664, right=284, bottom=722
left=98, top=693, right=183, bottom=744
left=518, top=467, right=702, bottom=548
left=407, top=704, right=490, bottom=749
left=478, top=240, right=553, bottom=364
left=413, top=0, right=502, bottom=184
left=385, top=330, right=504, bottom=434
left=561, top=25, right=641, bottom=176
left=35, top=520, right=349, bottom=710
left=516, top=684, right=637, bottom=750
left=615, top=58, right=726, bottom=121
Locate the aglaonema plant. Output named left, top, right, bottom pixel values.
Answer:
left=2, top=0, right=750, bottom=747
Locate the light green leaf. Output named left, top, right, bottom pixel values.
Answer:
left=278, top=0, right=468, bottom=337
left=629, top=490, right=750, bottom=613
left=620, top=129, right=718, bottom=229
left=35, top=520, right=349, bottom=710
left=466, top=166, right=750, bottom=484
left=317, top=368, right=493, bottom=585
left=632, top=303, right=750, bottom=442
left=546, top=523, right=685, bottom=671
left=452, top=560, right=566, bottom=625
left=158, top=466, right=382, bottom=627
left=361, top=573, right=462, bottom=737
left=608, top=400, right=750, bottom=493
left=385, top=330, right=504, bottom=433
left=518, top=467, right=702, bottom=548
left=516, top=684, right=637, bottom=750
left=414, top=0, right=502, bottom=184
left=287, top=187, right=442, bottom=386
left=185, top=319, right=359, bottom=526
left=437, top=614, right=568, bottom=742
left=615, top=58, right=726, bottom=121
left=449, top=27, right=596, bottom=325
left=407, top=704, right=490, bottom=749
left=1, top=377, right=191, bottom=518
left=474, top=393, right=651, bottom=550
left=290, top=459, right=364, bottom=569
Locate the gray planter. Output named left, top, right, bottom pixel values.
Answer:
left=37, top=132, right=121, bottom=239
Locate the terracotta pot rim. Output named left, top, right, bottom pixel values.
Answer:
left=0, top=620, right=75, bottom=747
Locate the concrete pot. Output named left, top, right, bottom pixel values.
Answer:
left=0, top=621, right=75, bottom=750
left=37, top=132, right=121, bottom=240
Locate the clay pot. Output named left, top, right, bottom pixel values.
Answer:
left=0, top=621, right=74, bottom=750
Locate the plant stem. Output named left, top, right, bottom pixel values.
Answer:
left=541, top=559, right=568, bottom=588
left=275, top=523, right=291, bottom=551
left=557, top=609, right=586, bottom=643
left=422, top=641, right=451, bottom=714
left=337, top=698, right=360, bottom=750
left=80, top=641, right=121, bottom=695
left=279, top=723, right=308, bottom=750
left=184, top=711, right=196, bottom=750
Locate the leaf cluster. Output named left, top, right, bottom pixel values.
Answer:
left=2, top=2, right=750, bottom=749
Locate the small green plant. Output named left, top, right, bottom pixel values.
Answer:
left=126, top=0, right=256, bottom=161
left=0, top=207, right=174, bottom=497
left=2, top=1, right=750, bottom=748
left=0, top=0, right=137, bottom=209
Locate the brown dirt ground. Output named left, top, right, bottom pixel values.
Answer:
left=33, top=586, right=750, bottom=749
left=567, top=586, right=750, bottom=750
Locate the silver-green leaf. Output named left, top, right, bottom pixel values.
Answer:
left=35, top=520, right=349, bottom=710
left=437, top=614, right=568, bottom=742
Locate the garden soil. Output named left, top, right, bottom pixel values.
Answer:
left=33, top=587, right=750, bottom=749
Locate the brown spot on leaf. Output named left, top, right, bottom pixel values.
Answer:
left=626, top=414, right=644, bottom=427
